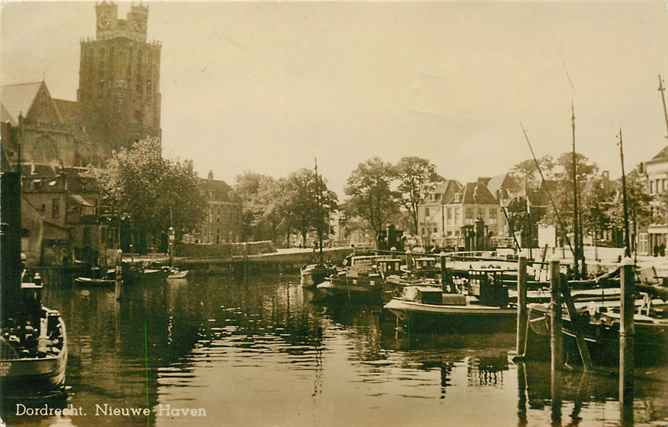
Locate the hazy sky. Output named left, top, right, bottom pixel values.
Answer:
left=2, top=1, right=667, bottom=194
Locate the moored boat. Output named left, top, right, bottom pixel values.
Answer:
left=300, top=263, right=336, bottom=288
left=384, top=269, right=516, bottom=332
left=73, top=276, right=116, bottom=286
left=1, top=281, right=68, bottom=395
left=526, top=297, right=668, bottom=366
left=314, top=255, right=385, bottom=301
left=167, top=268, right=189, bottom=279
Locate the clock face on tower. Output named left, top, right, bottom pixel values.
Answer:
left=97, top=13, right=112, bottom=30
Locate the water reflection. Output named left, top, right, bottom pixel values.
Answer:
left=2, top=273, right=666, bottom=427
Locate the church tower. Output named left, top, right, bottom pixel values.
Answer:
left=78, top=1, right=161, bottom=154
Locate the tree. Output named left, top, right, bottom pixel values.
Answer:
left=395, top=156, right=443, bottom=234
left=581, top=173, right=616, bottom=244
left=234, top=171, right=284, bottom=242
left=283, top=168, right=338, bottom=247
left=344, top=157, right=400, bottom=237
left=510, top=155, right=555, bottom=188
left=96, top=137, right=206, bottom=253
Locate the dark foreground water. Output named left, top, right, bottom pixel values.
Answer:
left=4, top=273, right=668, bottom=427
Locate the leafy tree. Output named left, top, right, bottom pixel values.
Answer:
left=283, top=168, right=338, bottom=247
left=510, top=155, right=555, bottom=188
left=344, top=157, right=400, bottom=236
left=234, top=172, right=284, bottom=242
left=394, top=156, right=442, bottom=234
left=607, top=167, right=653, bottom=248
left=541, top=152, right=598, bottom=242
left=581, top=173, right=616, bottom=243
left=96, top=137, right=206, bottom=253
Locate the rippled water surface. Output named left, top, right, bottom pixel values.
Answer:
left=5, top=273, right=668, bottom=426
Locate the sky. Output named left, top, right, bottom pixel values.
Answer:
left=1, top=1, right=667, bottom=195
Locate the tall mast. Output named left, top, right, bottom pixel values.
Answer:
left=618, top=129, right=631, bottom=258
left=571, top=102, right=581, bottom=278
left=314, top=157, right=323, bottom=263
left=659, top=74, right=668, bottom=139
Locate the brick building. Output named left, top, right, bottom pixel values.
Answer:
left=188, top=172, right=242, bottom=245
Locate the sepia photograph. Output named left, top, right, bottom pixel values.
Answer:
left=1, top=1, right=667, bottom=426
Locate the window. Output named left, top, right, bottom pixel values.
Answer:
left=52, top=199, right=60, bottom=219
left=425, top=207, right=430, bottom=217
left=488, top=207, right=496, bottom=218
left=146, top=80, right=152, bottom=100
left=465, top=207, right=474, bottom=219
left=650, top=181, right=654, bottom=194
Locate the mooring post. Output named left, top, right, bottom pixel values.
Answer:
left=619, top=258, right=635, bottom=425
left=114, top=250, right=123, bottom=301
left=516, top=256, right=528, bottom=356
left=243, top=242, right=249, bottom=281
left=440, top=252, right=448, bottom=292
left=550, top=258, right=562, bottom=422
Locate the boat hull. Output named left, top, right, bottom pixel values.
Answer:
left=526, top=305, right=668, bottom=366
left=74, top=277, right=115, bottom=286
left=315, top=279, right=384, bottom=301
left=0, top=315, right=68, bottom=395
left=384, top=298, right=516, bottom=332
left=300, top=264, right=334, bottom=288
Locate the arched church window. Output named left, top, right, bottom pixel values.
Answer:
left=146, top=80, right=152, bottom=99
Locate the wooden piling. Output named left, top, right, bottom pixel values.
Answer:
left=440, top=253, right=448, bottom=292
left=619, top=259, right=634, bottom=425
left=549, top=259, right=562, bottom=421
left=516, top=256, right=528, bottom=356
left=561, top=279, right=593, bottom=371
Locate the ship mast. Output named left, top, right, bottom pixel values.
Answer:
left=659, top=74, right=668, bottom=139
left=618, top=129, right=631, bottom=258
left=571, top=102, right=582, bottom=278
left=314, top=158, right=324, bottom=263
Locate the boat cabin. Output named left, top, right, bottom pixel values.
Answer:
left=346, top=255, right=381, bottom=278
left=467, top=269, right=509, bottom=307
left=377, top=258, right=402, bottom=275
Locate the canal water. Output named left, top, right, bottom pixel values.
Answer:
left=4, top=273, right=668, bottom=427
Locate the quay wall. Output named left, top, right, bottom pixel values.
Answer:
left=175, top=241, right=276, bottom=258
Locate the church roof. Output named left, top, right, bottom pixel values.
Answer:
left=52, top=99, right=81, bottom=126
left=0, top=82, right=43, bottom=125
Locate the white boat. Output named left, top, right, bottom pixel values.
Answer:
left=166, top=267, right=189, bottom=279
left=385, top=287, right=515, bottom=321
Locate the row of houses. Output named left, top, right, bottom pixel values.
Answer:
left=416, top=142, right=668, bottom=255
left=4, top=157, right=243, bottom=266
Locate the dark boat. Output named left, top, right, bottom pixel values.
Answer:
left=73, top=266, right=117, bottom=286
left=526, top=296, right=668, bottom=366
left=384, top=269, right=516, bottom=332
left=124, top=264, right=168, bottom=285
left=315, top=255, right=386, bottom=301
left=300, top=263, right=336, bottom=288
